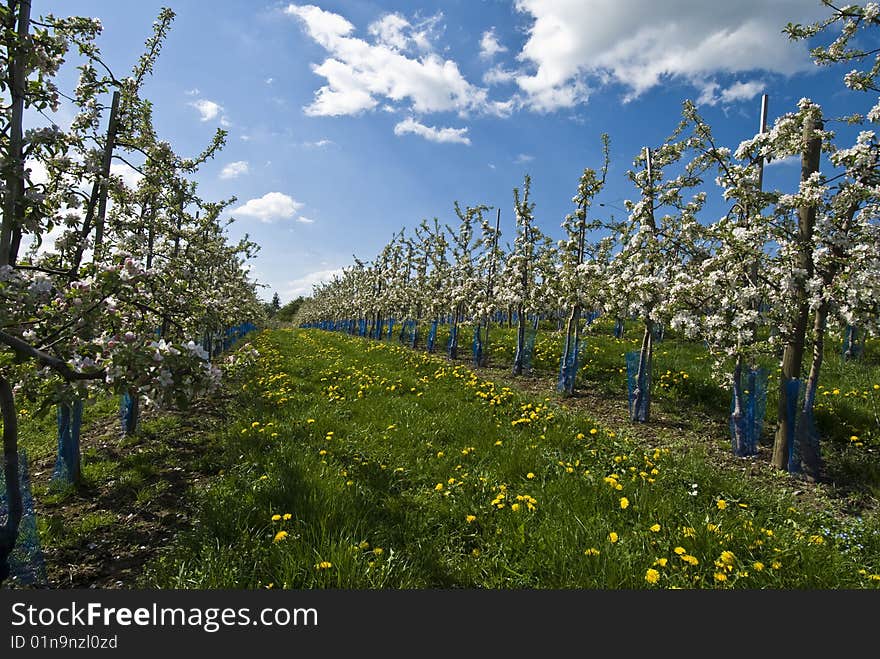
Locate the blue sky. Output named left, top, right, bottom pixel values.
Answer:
left=33, top=1, right=874, bottom=303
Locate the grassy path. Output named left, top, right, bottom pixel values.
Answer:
left=139, top=328, right=880, bottom=589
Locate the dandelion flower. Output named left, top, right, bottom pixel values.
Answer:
left=716, top=499, right=728, bottom=510
left=465, top=515, right=477, bottom=523
left=714, top=572, right=728, bottom=582
left=271, top=514, right=281, bottom=522
left=526, top=472, right=535, bottom=479
left=283, top=513, right=292, bottom=520
left=273, top=531, right=288, bottom=543
left=645, top=569, right=660, bottom=584
left=620, top=497, right=630, bottom=509
left=315, top=561, right=333, bottom=570
left=608, top=532, right=619, bottom=543
left=649, top=523, right=661, bottom=533
left=753, top=562, right=765, bottom=571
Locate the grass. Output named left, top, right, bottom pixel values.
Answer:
left=136, top=325, right=880, bottom=589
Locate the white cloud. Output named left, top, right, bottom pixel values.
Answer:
left=369, top=13, right=411, bottom=51
left=296, top=216, right=315, bottom=224
left=286, top=4, right=488, bottom=117
left=766, top=154, right=800, bottom=167
left=720, top=80, right=766, bottom=104
left=284, top=267, right=345, bottom=299
left=266, top=77, right=275, bottom=84
left=393, top=117, right=471, bottom=145
left=514, top=153, right=534, bottom=164
left=480, top=28, right=507, bottom=59
left=185, top=88, right=200, bottom=96
left=189, top=98, right=223, bottom=121
left=512, top=0, right=823, bottom=111
left=302, top=139, right=334, bottom=148
left=233, top=192, right=304, bottom=222
left=483, top=65, right=517, bottom=86
left=109, top=163, right=144, bottom=189
left=220, top=160, right=250, bottom=179
left=697, top=79, right=766, bottom=106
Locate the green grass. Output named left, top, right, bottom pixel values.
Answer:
left=141, top=327, right=880, bottom=589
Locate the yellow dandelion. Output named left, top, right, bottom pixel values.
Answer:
left=465, top=515, right=477, bottom=523
left=753, top=562, right=765, bottom=571
left=434, top=483, right=444, bottom=492
left=584, top=548, right=600, bottom=556
left=273, top=530, right=289, bottom=543
left=649, top=523, right=661, bottom=533
left=526, top=472, right=535, bottom=479
left=653, top=558, right=668, bottom=567
left=315, top=561, right=333, bottom=570
left=283, top=513, right=292, bottom=521
left=714, top=572, right=728, bottom=582
left=716, top=499, right=728, bottom=510
left=608, top=532, right=619, bottom=543
left=619, top=497, right=630, bottom=509
left=271, top=514, right=281, bottom=522
left=674, top=546, right=686, bottom=555
left=645, top=569, right=660, bottom=584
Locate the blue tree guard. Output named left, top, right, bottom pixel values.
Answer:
left=120, top=392, right=139, bottom=436
left=783, top=379, right=803, bottom=473
left=585, top=311, right=600, bottom=325
left=842, top=325, right=864, bottom=360
left=614, top=318, right=625, bottom=339
left=222, top=322, right=257, bottom=352
left=729, top=368, right=768, bottom=457
left=386, top=318, right=395, bottom=340
left=521, top=328, right=537, bottom=373
left=0, top=449, right=47, bottom=587
left=626, top=351, right=651, bottom=422
left=447, top=325, right=458, bottom=358
left=472, top=324, right=482, bottom=367
left=52, top=400, right=83, bottom=485
left=427, top=320, right=438, bottom=353
left=557, top=337, right=582, bottom=394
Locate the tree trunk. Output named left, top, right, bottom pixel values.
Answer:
left=795, top=301, right=828, bottom=480
left=0, top=375, right=21, bottom=584
left=730, top=354, right=746, bottom=456
left=0, top=0, right=31, bottom=267
left=771, top=112, right=822, bottom=470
